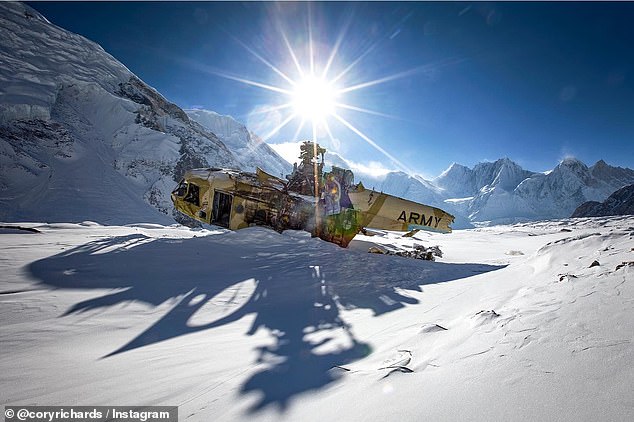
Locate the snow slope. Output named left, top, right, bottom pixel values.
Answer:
left=0, top=2, right=241, bottom=224
left=1, top=216, right=632, bottom=421
left=185, top=109, right=291, bottom=178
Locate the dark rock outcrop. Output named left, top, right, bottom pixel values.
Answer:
left=572, top=184, right=634, bottom=217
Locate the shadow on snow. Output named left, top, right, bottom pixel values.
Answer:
left=28, top=228, right=503, bottom=412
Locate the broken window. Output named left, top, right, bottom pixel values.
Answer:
left=172, top=180, right=188, bottom=197
left=184, top=183, right=200, bottom=206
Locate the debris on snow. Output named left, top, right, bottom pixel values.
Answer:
left=558, top=273, right=579, bottom=282
left=420, top=323, right=449, bottom=333
left=615, top=261, right=634, bottom=271
left=367, top=244, right=442, bottom=261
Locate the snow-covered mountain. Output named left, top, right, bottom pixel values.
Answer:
left=185, top=109, right=291, bottom=178
left=321, top=149, right=633, bottom=228
left=320, top=153, right=633, bottom=227
left=374, top=171, right=445, bottom=206
left=322, top=151, right=444, bottom=207
left=572, top=184, right=634, bottom=217
left=365, top=157, right=634, bottom=228
left=0, top=2, right=268, bottom=224
left=436, top=158, right=535, bottom=198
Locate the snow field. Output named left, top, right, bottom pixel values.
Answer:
left=1, top=216, right=632, bottom=421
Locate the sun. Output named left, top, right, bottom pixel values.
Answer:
left=211, top=7, right=445, bottom=175
left=290, top=75, right=338, bottom=122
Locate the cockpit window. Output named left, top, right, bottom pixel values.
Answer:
left=172, top=180, right=187, bottom=197
left=184, top=183, right=200, bottom=206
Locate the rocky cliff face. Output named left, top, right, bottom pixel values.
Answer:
left=572, top=184, right=634, bottom=217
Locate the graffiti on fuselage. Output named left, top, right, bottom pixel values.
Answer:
left=397, top=210, right=442, bottom=228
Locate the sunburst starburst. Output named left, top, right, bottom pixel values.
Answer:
left=209, top=6, right=454, bottom=175
left=290, top=75, right=338, bottom=122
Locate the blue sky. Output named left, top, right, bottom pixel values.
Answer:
left=29, top=1, right=634, bottom=177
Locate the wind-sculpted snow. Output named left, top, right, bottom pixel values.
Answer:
left=26, top=226, right=501, bottom=411
left=0, top=3, right=131, bottom=124
left=1, top=217, right=633, bottom=420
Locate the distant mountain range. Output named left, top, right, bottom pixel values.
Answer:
left=356, top=157, right=634, bottom=228
left=317, top=150, right=634, bottom=227
left=1, top=2, right=633, bottom=228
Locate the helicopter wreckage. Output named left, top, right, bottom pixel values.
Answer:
left=171, top=141, right=454, bottom=248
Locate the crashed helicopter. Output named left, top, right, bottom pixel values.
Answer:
left=171, top=141, right=454, bottom=247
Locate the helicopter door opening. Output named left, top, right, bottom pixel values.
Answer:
left=212, top=191, right=233, bottom=228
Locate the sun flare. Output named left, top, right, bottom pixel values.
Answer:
left=213, top=8, right=436, bottom=175
left=291, top=75, right=338, bottom=122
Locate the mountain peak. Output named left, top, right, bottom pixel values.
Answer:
left=559, top=156, right=585, bottom=166
left=496, top=157, right=514, bottom=165
left=435, top=162, right=475, bottom=197
left=490, top=158, right=531, bottom=191
left=551, top=158, right=591, bottom=185
left=438, top=162, right=470, bottom=178
left=590, top=158, right=634, bottom=187
left=449, top=162, right=469, bottom=170
left=556, top=157, right=588, bottom=172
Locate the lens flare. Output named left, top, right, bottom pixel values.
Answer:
left=203, top=5, right=461, bottom=174
left=291, top=75, right=338, bottom=122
